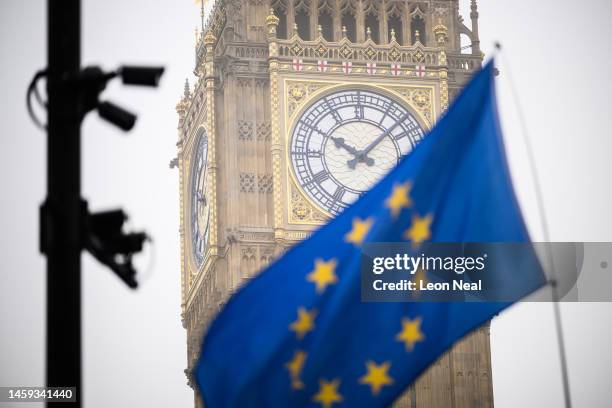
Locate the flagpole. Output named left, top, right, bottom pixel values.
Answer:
left=494, top=43, right=573, bottom=408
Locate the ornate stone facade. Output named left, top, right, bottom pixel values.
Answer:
left=177, top=1, right=491, bottom=407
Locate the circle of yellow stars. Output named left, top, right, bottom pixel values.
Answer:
left=284, top=179, right=430, bottom=406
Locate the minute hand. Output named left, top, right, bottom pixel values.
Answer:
left=347, top=112, right=411, bottom=168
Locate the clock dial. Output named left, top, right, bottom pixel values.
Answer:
left=191, top=131, right=210, bottom=266
left=290, top=89, right=425, bottom=216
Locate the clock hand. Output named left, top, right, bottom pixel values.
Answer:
left=332, top=136, right=375, bottom=170
left=362, top=112, right=411, bottom=156
left=331, top=136, right=359, bottom=156
left=332, top=136, right=375, bottom=167
left=346, top=152, right=375, bottom=169
left=347, top=112, right=411, bottom=168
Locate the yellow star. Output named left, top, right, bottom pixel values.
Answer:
left=344, top=217, right=375, bottom=246
left=403, top=214, right=433, bottom=247
left=312, top=378, right=343, bottom=408
left=359, top=361, right=394, bottom=395
left=289, top=307, right=316, bottom=340
left=307, top=258, right=339, bottom=294
left=385, top=182, right=412, bottom=218
left=285, top=349, right=307, bottom=390
left=396, top=317, right=425, bottom=352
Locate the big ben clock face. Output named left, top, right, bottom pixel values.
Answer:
left=289, top=88, right=425, bottom=216
left=191, top=131, right=210, bottom=266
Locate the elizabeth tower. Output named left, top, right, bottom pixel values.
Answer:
left=176, top=1, right=492, bottom=406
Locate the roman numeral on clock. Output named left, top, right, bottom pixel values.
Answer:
left=306, top=170, right=330, bottom=186
left=292, top=149, right=322, bottom=158
left=298, top=121, right=329, bottom=138
left=354, top=104, right=364, bottom=119
left=332, top=186, right=346, bottom=201
left=323, top=98, right=342, bottom=123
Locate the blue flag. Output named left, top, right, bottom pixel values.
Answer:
left=195, top=60, right=546, bottom=407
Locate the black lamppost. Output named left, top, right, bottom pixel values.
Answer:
left=28, top=2, right=164, bottom=406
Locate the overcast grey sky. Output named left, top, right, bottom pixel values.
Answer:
left=0, top=1, right=611, bottom=407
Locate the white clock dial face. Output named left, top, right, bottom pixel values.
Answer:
left=290, top=89, right=425, bottom=216
left=191, top=131, right=210, bottom=266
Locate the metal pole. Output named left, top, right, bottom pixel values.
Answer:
left=45, top=0, right=82, bottom=406
left=495, top=44, right=572, bottom=408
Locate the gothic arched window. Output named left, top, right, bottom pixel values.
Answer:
left=274, top=7, right=288, bottom=39
left=296, top=9, right=311, bottom=40
left=319, top=9, right=333, bottom=41
left=411, top=15, right=426, bottom=45
left=460, top=33, right=472, bottom=54
left=341, top=12, right=356, bottom=42
left=388, top=14, right=403, bottom=45
left=365, top=13, right=379, bottom=43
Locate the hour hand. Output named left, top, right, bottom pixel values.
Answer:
left=331, top=136, right=375, bottom=168
left=331, top=136, right=359, bottom=156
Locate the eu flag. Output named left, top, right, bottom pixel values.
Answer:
left=195, top=60, right=546, bottom=407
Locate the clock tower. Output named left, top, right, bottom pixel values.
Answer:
left=176, top=1, right=492, bottom=407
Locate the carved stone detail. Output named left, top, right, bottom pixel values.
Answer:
left=258, top=174, right=273, bottom=194
left=387, top=86, right=434, bottom=125
left=227, top=227, right=275, bottom=243
left=237, top=77, right=253, bottom=88
left=278, top=37, right=440, bottom=66
left=289, top=181, right=328, bottom=224
left=239, top=173, right=273, bottom=194
left=269, top=59, right=284, bottom=232
left=238, top=120, right=254, bottom=140
left=255, top=78, right=270, bottom=87
left=260, top=246, right=275, bottom=267
left=239, top=172, right=256, bottom=193
left=241, top=246, right=256, bottom=260
left=282, top=230, right=312, bottom=241
left=440, top=70, right=450, bottom=112
left=256, top=121, right=272, bottom=141
left=286, top=81, right=333, bottom=117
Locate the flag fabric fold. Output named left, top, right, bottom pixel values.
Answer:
left=195, top=60, right=546, bottom=408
